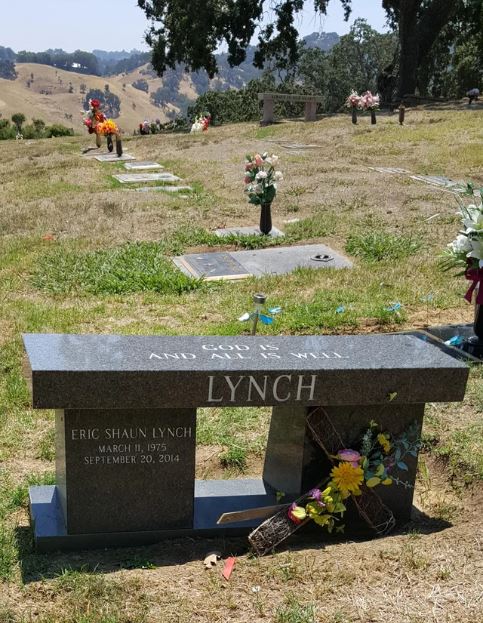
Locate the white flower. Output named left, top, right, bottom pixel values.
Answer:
left=256, top=171, right=268, bottom=180
left=468, top=236, right=483, bottom=259
left=274, top=171, right=283, bottom=181
left=448, top=234, right=472, bottom=254
left=458, top=203, right=483, bottom=229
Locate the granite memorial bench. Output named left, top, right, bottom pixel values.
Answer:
left=258, top=92, right=324, bottom=124
left=23, top=333, right=468, bottom=552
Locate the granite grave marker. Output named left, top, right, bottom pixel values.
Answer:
left=23, top=333, right=468, bottom=551
left=113, top=173, right=181, bottom=184
left=174, top=244, right=352, bottom=280
left=94, top=153, right=136, bottom=162
left=124, top=161, right=164, bottom=171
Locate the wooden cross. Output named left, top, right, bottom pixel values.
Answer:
left=248, top=407, right=396, bottom=556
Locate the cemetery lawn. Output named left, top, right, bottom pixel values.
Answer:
left=1, top=107, right=482, bottom=622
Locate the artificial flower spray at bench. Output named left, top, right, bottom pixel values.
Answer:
left=287, top=420, right=421, bottom=533
left=244, top=152, right=283, bottom=235
left=243, top=410, right=423, bottom=556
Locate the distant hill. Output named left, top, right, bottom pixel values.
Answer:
left=0, top=33, right=340, bottom=132
left=302, top=32, right=340, bottom=51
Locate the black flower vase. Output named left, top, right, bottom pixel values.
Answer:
left=107, top=134, right=114, bottom=152
left=371, top=109, right=377, bottom=125
left=351, top=108, right=357, bottom=125
left=260, top=203, right=272, bottom=235
left=115, top=135, right=123, bottom=157
left=399, top=105, right=405, bottom=125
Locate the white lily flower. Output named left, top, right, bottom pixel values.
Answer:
left=448, top=234, right=472, bottom=254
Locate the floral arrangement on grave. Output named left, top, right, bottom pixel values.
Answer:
left=346, top=91, right=380, bottom=124
left=83, top=98, right=122, bottom=156
left=286, top=421, right=420, bottom=534
left=190, top=112, right=211, bottom=134
left=346, top=90, right=362, bottom=124
left=244, top=153, right=283, bottom=235
left=440, top=187, right=483, bottom=342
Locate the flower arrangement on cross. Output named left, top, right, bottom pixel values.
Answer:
left=248, top=405, right=422, bottom=556
left=286, top=420, right=419, bottom=533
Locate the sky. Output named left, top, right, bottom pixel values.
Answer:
left=0, top=1, right=388, bottom=53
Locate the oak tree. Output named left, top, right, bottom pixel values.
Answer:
left=138, top=0, right=480, bottom=99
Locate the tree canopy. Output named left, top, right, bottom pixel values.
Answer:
left=138, top=0, right=482, bottom=99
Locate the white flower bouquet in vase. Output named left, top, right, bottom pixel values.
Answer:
left=441, top=187, right=483, bottom=351
left=244, top=153, right=283, bottom=235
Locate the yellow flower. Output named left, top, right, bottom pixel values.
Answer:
left=377, top=433, right=391, bottom=454
left=330, top=462, right=364, bottom=499
left=97, top=119, right=119, bottom=136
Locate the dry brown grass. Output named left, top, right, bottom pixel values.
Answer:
left=0, top=108, right=482, bottom=623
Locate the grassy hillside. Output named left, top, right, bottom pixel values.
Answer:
left=0, top=62, right=193, bottom=132
left=0, top=109, right=482, bottom=622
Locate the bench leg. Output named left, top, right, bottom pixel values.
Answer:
left=262, top=98, right=274, bottom=125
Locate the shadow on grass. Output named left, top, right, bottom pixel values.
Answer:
left=15, top=505, right=450, bottom=584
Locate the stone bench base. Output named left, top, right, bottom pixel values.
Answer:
left=29, top=479, right=278, bottom=552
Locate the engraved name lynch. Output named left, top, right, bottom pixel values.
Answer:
left=207, top=374, right=318, bottom=403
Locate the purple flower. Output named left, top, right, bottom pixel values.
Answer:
left=338, top=449, right=361, bottom=466
left=309, top=488, right=322, bottom=500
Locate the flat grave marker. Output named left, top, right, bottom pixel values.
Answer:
left=124, top=161, right=164, bottom=171
left=23, top=333, right=469, bottom=551
left=369, top=167, right=472, bottom=195
left=94, top=153, right=136, bottom=162
left=174, top=244, right=352, bottom=280
left=132, top=185, right=193, bottom=193
left=369, top=167, right=411, bottom=175
left=173, top=252, right=251, bottom=280
left=113, top=173, right=182, bottom=184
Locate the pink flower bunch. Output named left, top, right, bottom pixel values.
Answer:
left=346, top=91, right=362, bottom=109
left=244, top=152, right=282, bottom=206
left=337, top=449, right=361, bottom=468
left=360, top=91, right=380, bottom=111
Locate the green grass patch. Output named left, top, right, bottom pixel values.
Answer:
left=275, top=595, right=317, bottom=623
left=284, top=214, right=337, bottom=239
left=0, top=472, right=53, bottom=581
left=32, top=242, right=204, bottom=295
left=345, top=231, right=422, bottom=262
left=31, top=226, right=290, bottom=295
left=38, top=428, right=56, bottom=461
left=434, top=422, right=483, bottom=484
left=255, top=126, right=277, bottom=139
left=197, top=406, right=270, bottom=455
left=219, top=445, right=248, bottom=471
